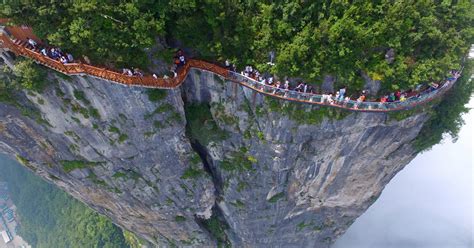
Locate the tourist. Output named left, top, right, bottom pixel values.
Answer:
left=27, top=37, right=37, bottom=49
left=400, top=94, right=406, bottom=102
left=179, top=54, right=186, bottom=66
left=268, top=76, right=274, bottom=85
left=388, top=93, right=395, bottom=102
left=122, top=68, right=133, bottom=76
left=321, top=93, right=328, bottom=103
left=66, top=53, right=74, bottom=63
left=60, top=56, right=68, bottom=64
left=273, top=81, right=281, bottom=94
left=344, top=96, right=350, bottom=103
left=338, top=86, right=346, bottom=102
left=303, top=83, right=308, bottom=93
left=354, top=94, right=365, bottom=109
left=174, top=49, right=185, bottom=67
left=429, top=82, right=439, bottom=91
left=153, top=74, right=158, bottom=79
left=295, top=82, right=304, bottom=92
left=328, top=93, right=335, bottom=104
left=225, top=59, right=230, bottom=69
left=40, top=48, right=47, bottom=56
left=395, top=90, right=401, bottom=100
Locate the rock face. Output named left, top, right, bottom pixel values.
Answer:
left=0, top=64, right=430, bottom=247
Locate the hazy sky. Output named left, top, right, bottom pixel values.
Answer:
left=333, top=97, right=474, bottom=248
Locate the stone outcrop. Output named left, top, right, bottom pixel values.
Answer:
left=0, top=63, right=430, bottom=247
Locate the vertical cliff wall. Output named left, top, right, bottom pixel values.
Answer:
left=182, top=69, right=429, bottom=247
left=0, top=64, right=430, bottom=247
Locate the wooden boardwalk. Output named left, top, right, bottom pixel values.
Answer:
left=0, top=23, right=461, bottom=112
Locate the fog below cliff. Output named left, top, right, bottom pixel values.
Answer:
left=334, top=97, right=473, bottom=248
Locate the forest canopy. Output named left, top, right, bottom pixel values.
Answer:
left=1, top=0, right=473, bottom=90
left=0, top=157, right=130, bottom=248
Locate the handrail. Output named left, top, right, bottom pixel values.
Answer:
left=0, top=27, right=462, bottom=112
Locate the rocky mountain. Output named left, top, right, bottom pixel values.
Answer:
left=0, top=64, right=430, bottom=247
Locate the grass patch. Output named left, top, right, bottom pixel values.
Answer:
left=87, top=172, right=108, bottom=187
left=229, top=200, right=245, bottom=209
left=236, top=181, right=248, bottom=192
left=118, top=133, right=128, bottom=143
left=166, top=111, right=182, bottom=123
left=174, top=215, right=186, bottom=222
left=268, top=192, right=285, bottom=203
left=190, top=153, right=201, bottom=165
left=202, top=214, right=230, bottom=247
left=108, top=126, right=120, bottom=134
left=153, top=120, right=163, bottom=129
left=89, top=107, right=101, bottom=119
left=112, top=171, right=127, bottom=179
left=144, top=130, right=156, bottom=138
left=61, top=160, right=100, bottom=173
left=296, top=221, right=312, bottom=232
left=147, top=89, right=167, bottom=102
left=220, top=147, right=255, bottom=172
left=112, top=170, right=141, bottom=182
left=73, top=90, right=90, bottom=105
left=181, top=166, right=205, bottom=179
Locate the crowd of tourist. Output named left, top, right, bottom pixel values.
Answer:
left=26, top=37, right=74, bottom=64
left=21, top=35, right=459, bottom=108
left=236, top=62, right=460, bottom=107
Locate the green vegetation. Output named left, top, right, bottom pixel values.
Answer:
left=61, top=160, right=100, bottom=173
left=220, top=147, right=256, bottom=172
left=236, top=181, right=248, bottom=193
left=181, top=166, right=205, bottom=179
left=123, top=230, right=149, bottom=248
left=8, top=58, right=48, bottom=92
left=387, top=106, right=428, bottom=121
left=118, top=133, right=129, bottom=143
left=87, top=172, right=108, bottom=187
left=174, top=215, right=186, bottom=222
left=108, top=125, right=129, bottom=144
left=230, top=200, right=245, bottom=209
left=0, top=64, right=52, bottom=126
left=112, top=169, right=142, bottom=183
left=268, top=192, right=285, bottom=203
left=108, top=126, right=120, bottom=134
left=296, top=221, right=313, bottom=232
left=190, top=153, right=201, bottom=164
left=202, top=214, right=230, bottom=248
left=185, top=103, right=229, bottom=145
left=147, top=89, right=167, bottom=102
left=112, top=171, right=127, bottom=179
left=1, top=2, right=471, bottom=91
left=0, top=156, right=128, bottom=248
left=413, top=59, right=474, bottom=152
left=266, top=97, right=351, bottom=124
left=73, top=90, right=90, bottom=104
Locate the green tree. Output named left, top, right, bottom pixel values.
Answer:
left=1, top=1, right=472, bottom=91
left=0, top=157, right=129, bottom=248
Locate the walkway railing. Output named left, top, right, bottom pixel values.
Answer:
left=0, top=25, right=461, bottom=112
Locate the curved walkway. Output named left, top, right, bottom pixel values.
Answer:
left=0, top=24, right=461, bottom=112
